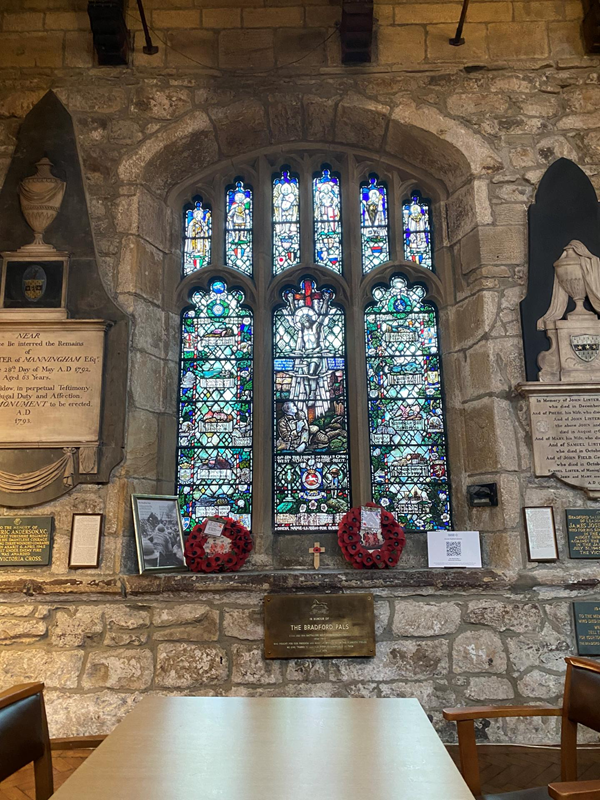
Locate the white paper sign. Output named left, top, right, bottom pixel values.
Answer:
left=205, top=519, right=225, bottom=538
left=427, top=530, right=482, bottom=568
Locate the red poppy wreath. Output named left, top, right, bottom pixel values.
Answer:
left=184, top=517, right=253, bottom=573
left=337, top=503, right=406, bottom=569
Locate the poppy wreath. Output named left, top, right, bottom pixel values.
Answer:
left=337, top=503, right=406, bottom=569
left=184, top=516, right=253, bottom=574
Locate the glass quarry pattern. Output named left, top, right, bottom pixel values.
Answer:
left=313, top=167, right=342, bottom=273
left=273, top=169, right=301, bottom=274
left=225, top=180, right=253, bottom=275
left=183, top=199, right=212, bottom=276
left=361, top=176, right=390, bottom=274
left=365, top=275, right=450, bottom=531
left=274, top=278, right=350, bottom=531
left=177, top=280, right=253, bottom=532
left=402, top=192, right=433, bottom=271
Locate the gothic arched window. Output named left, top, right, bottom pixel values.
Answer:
left=177, top=155, right=448, bottom=538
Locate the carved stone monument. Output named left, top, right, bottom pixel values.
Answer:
left=520, top=240, right=600, bottom=498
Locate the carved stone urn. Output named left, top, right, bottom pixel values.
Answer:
left=18, top=158, right=66, bottom=252
left=554, top=245, right=595, bottom=318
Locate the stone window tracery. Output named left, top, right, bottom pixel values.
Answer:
left=176, top=154, right=448, bottom=536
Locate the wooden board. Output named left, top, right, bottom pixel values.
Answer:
left=51, top=697, right=474, bottom=800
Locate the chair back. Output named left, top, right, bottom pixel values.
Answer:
left=560, top=657, right=600, bottom=782
left=0, top=683, right=53, bottom=799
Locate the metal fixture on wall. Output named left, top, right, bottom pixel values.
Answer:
left=449, top=0, right=470, bottom=46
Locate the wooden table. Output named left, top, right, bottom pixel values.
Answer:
left=52, top=696, right=474, bottom=799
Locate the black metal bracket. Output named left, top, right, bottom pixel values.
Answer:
left=136, top=0, right=158, bottom=55
left=449, top=0, right=470, bottom=46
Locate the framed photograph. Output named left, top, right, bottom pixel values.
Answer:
left=132, top=495, right=186, bottom=574
left=69, top=513, right=102, bottom=569
left=524, top=506, right=558, bottom=562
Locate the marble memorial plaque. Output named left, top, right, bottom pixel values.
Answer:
left=527, top=392, right=600, bottom=496
left=264, top=593, right=375, bottom=659
left=566, top=509, right=600, bottom=558
left=574, top=601, right=600, bottom=655
left=0, top=516, right=52, bottom=565
left=0, top=320, right=106, bottom=446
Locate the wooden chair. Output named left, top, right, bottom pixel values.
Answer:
left=0, top=682, right=53, bottom=800
left=0, top=682, right=106, bottom=799
left=444, top=657, right=600, bottom=800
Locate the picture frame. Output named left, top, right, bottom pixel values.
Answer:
left=523, top=506, right=559, bottom=562
left=131, top=495, right=186, bottom=574
left=69, top=513, right=103, bottom=569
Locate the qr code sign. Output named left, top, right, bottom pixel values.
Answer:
left=445, top=541, right=462, bottom=558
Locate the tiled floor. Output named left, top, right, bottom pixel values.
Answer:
left=2, top=745, right=600, bottom=798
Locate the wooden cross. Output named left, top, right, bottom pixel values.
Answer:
left=309, top=542, right=325, bottom=569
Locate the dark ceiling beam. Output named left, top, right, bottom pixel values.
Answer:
left=340, top=0, right=374, bottom=64
left=87, top=0, right=130, bottom=66
left=582, top=0, right=600, bottom=51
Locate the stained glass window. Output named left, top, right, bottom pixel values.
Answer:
left=226, top=180, right=253, bottom=275
left=177, top=279, right=253, bottom=531
left=313, top=167, right=342, bottom=272
left=361, top=175, right=389, bottom=273
left=274, top=278, right=350, bottom=530
left=273, top=169, right=300, bottom=274
left=183, top=198, right=212, bottom=276
left=365, top=275, right=450, bottom=531
left=402, top=192, right=433, bottom=270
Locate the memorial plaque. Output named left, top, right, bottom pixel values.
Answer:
left=526, top=391, right=600, bottom=496
left=574, top=601, right=600, bottom=655
left=0, top=320, right=106, bottom=445
left=264, top=593, right=375, bottom=659
left=0, top=516, right=52, bottom=565
left=566, top=509, right=600, bottom=558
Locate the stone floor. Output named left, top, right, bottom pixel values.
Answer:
left=2, top=745, right=600, bottom=798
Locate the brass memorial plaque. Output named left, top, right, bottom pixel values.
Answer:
left=264, top=593, right=375, bottom=659
left=0, top=516, right=52, bottom=566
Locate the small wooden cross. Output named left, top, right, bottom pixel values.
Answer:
left=309, top=542, right=325, bottom=569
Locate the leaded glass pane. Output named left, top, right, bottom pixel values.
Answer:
left=183, top=198, right=212, bottom=276
left=402, top=192, right=433, bottom=270
left=365, top=275, right=450, bottom=530
left=226, top=180, right=253, bottom=275
left=274, top=278, right=350, bottom=530
left=177, top=279, right=252, bottom=532
left=313, top=167, right=342, bottom=273
left=273, top=169, right=300, bottom=274
left=361, top=175, right=389, bottom=274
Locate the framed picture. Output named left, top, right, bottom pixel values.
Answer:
left=69, top=513, right=103, bottom=569
left=132, top=495, right=186, bottom=574
left=524, top=506, right=559, bottom=562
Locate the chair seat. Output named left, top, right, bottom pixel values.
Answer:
left=482, top=787, right=551, bottom=800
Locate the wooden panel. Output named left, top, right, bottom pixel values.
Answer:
left=51, top=697, right=474, bottom=800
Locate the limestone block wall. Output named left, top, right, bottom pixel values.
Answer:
left=0, top=581, right=590, bottom=744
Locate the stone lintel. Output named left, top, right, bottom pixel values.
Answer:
left=517, top=381, right=600, bottom=395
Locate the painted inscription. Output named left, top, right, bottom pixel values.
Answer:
left=0, top=323, right=105, bottom=444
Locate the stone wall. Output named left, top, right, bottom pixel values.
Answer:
left=1, top=0, right=600, bottom=745
left=0, top=579, right=589, bottom=744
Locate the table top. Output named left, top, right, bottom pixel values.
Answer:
left=52, top=696, right=474, bottom=800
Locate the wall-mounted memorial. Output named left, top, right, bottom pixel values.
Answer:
left=0, top=92, right=127, bottom=508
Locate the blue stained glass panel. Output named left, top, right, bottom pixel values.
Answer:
left=177, top=279, right=253, bottom=531
left=313, top=167, right=342, bottom=273
left=183, top=199, right=212, bottom=276
left=365, top=275, right=450, bottom=530
left=402, top=192, right=433, bottom=270
left=274, top=278, right=350, bottom=531
left=273, top=169, right=300, bottom=274
left=361, top=176, right=390, bottom=273
left=226, top=180, right=253, bottom=275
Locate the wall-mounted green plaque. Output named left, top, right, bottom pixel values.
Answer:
left=574, top=602, right=600, bottom=655
left=0, top=516, right=52, bottom=565
left=566, top=509, right=600, bottom=558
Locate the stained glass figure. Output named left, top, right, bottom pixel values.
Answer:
left=402, top=192, right=433, bottom=270
left=177, top=279, right=253, bottom=532
left=226, top=180, right=253, bottom=275
left=273, top=169, right=300, bottom=274
left=365, top=275, right=450, bottom=531
left=361, top=175, right=389, bottom=273
left=274, top=278, right=350, bottom=530
left=313, top=167, right=342, bottom=272
left=183, top=198, right=212, bottom=276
